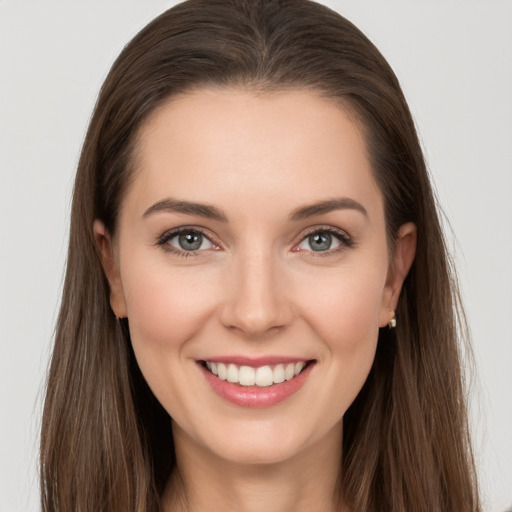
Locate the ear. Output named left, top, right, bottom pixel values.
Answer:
left=379, top=222, right=417, bottom=327
left=93, top=219, right=127, bottom=319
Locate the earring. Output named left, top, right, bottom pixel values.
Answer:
left=388, top=312, right=396, bottom=329
left=112, top=309, right=125, bottom=320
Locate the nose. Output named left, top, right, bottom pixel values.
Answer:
left=219, top=246, right=293, bottom=337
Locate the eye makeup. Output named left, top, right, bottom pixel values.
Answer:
left=155, top=226, right=220, bottom=259
left=155, top=224, right=355, bottom=260
left=292, top=225, right=355, bottom=258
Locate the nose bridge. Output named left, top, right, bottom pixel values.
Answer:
left=220, top=242, right=292, bottom=336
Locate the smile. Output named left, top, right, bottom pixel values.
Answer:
left=203, top=361, right=308, bottom=387
left=199, top=358, right=315, bottom=408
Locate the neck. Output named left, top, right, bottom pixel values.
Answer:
left=163, top=422, right=347, bottom=512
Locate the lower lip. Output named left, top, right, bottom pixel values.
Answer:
left=199, top=362, right=314, bottom=408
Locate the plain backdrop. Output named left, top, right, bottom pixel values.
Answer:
left=1, top=1, right=511, bottom=511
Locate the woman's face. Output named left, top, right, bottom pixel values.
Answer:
left=96, top=89, right=415, bottom=465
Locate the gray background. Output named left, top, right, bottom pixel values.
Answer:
left=1, top=1, right=511, bottom=510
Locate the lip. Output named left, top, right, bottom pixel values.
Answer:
left=200, top=355, right=311, bottom=367
left=198, top=359, right=315, bottom=408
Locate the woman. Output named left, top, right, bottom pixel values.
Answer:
left=40, top=0, right=481, bottom=510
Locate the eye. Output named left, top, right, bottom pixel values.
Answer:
left=301, top=232, right=338, bottom=252
left=295, top=227, right=353, bottom=255
left=157, top=228, right=218, bottom=257
left=172, top=231, right=212, bottom=251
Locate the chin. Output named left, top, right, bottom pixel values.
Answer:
left=208, top=438, right=306, bottom=466
left=188, top=415, right=329, bottom=467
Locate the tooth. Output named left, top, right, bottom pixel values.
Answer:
left=217, top=363, right=227, bottom=380
left=227, top=364, right=239, bottom=383
left=294, top=361, right=306, bottom=375
left=211, top=361, right=306, bottom=384
left=239, top=366, right=256, bottom=386
left=273, top=364, right=285, bottom=383
left=255, top=366, right=274, bottom=387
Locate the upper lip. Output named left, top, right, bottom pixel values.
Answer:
left=198, top=356, right=315, bottom=367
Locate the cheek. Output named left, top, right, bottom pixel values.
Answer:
left=119, top=258, right=223, bottom=417
left=298, top=263, right=387, bottom=349
left=120, top=258, right=219, bottom=359
left=303, top=267, right=385, bottom=411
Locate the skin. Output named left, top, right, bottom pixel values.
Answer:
left=95, top=89, right=416, bottom=512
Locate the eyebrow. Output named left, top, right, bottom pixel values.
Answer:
left=143, top=197, right=228, bottom=221
left=289, top=198, right=368, bottom=221
left=143, top=196, right=367, bottom=222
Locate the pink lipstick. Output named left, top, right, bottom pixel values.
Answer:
left=198, top=358, right=315, bottom=408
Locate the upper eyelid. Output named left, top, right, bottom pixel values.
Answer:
left=295, top=225, right=353, bottom=247
left=298, top=225, right=351, bottom=239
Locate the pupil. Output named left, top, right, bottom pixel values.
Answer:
left=309, top=232, right=331, bottom=251
left=179, top=232, right=202, bottom=251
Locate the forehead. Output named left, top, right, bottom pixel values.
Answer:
left=125, top=88, right=383, bottom=221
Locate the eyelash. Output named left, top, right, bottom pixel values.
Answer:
left=296, top=226, right=354, bottom=258
left=155, top=226, right=354, bottom=259
left=156, top=227, right=217, bottom=259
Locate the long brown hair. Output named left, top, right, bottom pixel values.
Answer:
left=40, top=1, right=480, bottom=510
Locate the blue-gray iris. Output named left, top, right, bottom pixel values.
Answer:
left=179, top=232, right=203, bottom=251
left=309, top=232, right=331, bottom=251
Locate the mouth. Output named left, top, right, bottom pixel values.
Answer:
left=198, top=358, right=316, bottom=407
left=200, top=360, right=314, bottom=388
